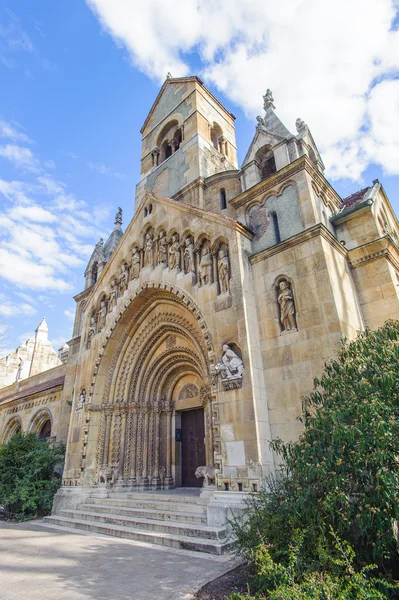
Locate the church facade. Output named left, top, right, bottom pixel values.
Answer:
left=1, top=76, right=399, bottom=503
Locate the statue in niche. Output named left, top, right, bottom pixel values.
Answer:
left=199, top=246, right=212, bottom=285
left=77, top=389, right=86, bottom=411
left=218, top=248, right=230, bottom=294
left=108, top=279, right=118, bottom=312
left=184, top=237, right=195, bottom=274
left=130, top=247, right=140, bottom=279
left=87, top=315, right=97, bottom=347
left=118, top=263, right=129, bottom=294
left=277, top=279, right=297, bottom=332
left=168, top=233, right=180, bottom=270
left=216, top=344, right=243, bottom=380
left=158, top=231, right=167, bottom=265
left=144, top=232, right=154, bottom=267
left=98, top=300, right=107, bottom=330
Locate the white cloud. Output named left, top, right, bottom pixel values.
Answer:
left=0, top=119, right=33, bottom=144
left=0, top=144, right=40, bottom=172
left=64, top=308, right=75, bottom=320
left=9, top=205, right=57, bottom=223
left=44, top=158, right=56, bottom=169
left=87, top=161, right=125, bottom=178
left=86, top=0, right=399, bottom=180
left=0, top=294, right=36, bottom=317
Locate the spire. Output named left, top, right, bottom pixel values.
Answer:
left=258, top=88, right=292, bottom=139
left=34, top=317, right=50, bottom=345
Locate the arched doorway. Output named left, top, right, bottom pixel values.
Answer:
left=29, top=409, right=52, bottom=441
left=2, top=416, right=22, bottom=444
left=90, top=287, right=214, bottom=490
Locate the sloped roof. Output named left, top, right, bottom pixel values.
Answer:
left=342, top=186, right=370, bottom=209
left=0, top=375, right=65, bottom=405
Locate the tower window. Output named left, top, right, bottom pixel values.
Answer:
left=220, top=188, right=227, bottom=210
left=261, top=155, right=276, bottom=180
left=271, top=211, right=281, bottom=244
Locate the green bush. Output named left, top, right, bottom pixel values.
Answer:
left=0, top=432, right=65, bottom=520
left=232, top=321, right=399, bottom=595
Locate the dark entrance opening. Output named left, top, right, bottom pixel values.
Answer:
left=181, top=408, right=205, bottom=487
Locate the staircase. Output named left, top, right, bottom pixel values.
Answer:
left=42, top=489, right=233, bottom=555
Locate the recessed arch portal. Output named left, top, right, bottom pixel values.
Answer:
left=2, top=416, right=22, bottom=444
left=87, top=284, right=215, bottom=490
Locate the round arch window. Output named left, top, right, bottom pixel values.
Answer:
left=38, top=420, right=52, bottom=440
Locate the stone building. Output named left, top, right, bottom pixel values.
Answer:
left=1, top=76, right=399, bottom=550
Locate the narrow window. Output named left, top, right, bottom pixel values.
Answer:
left=271, top=211, right=281, bottom=244
left=220, top=188, right=227, bottom=210
left=165, top=144, right=172, bottom=159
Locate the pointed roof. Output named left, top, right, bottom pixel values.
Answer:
left=140, top=75, right=235, bottom=135
left=35, top=317, right=48, bottom=333
left=262, top=89, right=292, bottom=138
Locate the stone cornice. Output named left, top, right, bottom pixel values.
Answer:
left=73, top=288, right=91, bottom=303
left=348, top=235, right=399, bottom=271
left=250, top=224, right=347, bottom=264
left=231, top=156, right=342, bottom=210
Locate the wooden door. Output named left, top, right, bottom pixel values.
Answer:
left=181, top=408, right=205, bottom=487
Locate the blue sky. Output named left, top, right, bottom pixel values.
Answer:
left=0, top=0, right=398, bottom=355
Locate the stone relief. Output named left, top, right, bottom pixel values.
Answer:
left=87, top=315, right=97, bottom=348
left=144, top=231, right=154, bottom=267
left=108, top=279, right=118, bottom=312
left=168, top=233, right=180, bottom=270
left=98, top=300, right=107, bottom=331
left=130, top=247, right=141, bottom=279
left=118, top=263, right=129, bottom=294
left=76, top=389, right=86, bottom=411
left=277, top=279, right=297, bottom=333
left=184, top=236, right=195, bottom=275
left=215, top=344, right=243, bottom=390
left=199, top=246, right=212, bottom=285
left=157, top=231, right=168, bottom=266
left=218, top=248, right=230, bottom=294
left=178, top=383, right=199, bottom=400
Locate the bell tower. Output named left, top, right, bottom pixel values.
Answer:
left=135, top=76, right=238, bottom=208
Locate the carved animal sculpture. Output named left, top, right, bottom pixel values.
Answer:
left=98, top=467, right=117, bottom=487
left=195, top=465, right=219, bottom=487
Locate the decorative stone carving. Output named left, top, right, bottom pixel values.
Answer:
left=95, top=238, right=104, bottom=250
left=130, top=247, right=141, bottom=279
left=168, top=233, right=180, bottom=270
left=184, top=236, right=195, bottom=275
left=295, top=118, right=307, bottom=133
left=118, top=263, right=129, bottom=294
left=277, top=279, right=297, bottom=333
left=178, top=383, right=199, bottom=400
left=263, top=88, right=275, bottom=110
left=165, top=335, right=176, bottom=349
left=98, top=466, right=117, bottom=487
left=143, top=232, right=154, bottom=267
left=108, top=279, right=118, bottom=312
left=256, top=115, right=266, bottom=130
left=76, top=389, right=86, bottom=411
left=157, top=231, right=167, bottom=266
left=199, top=246, right=212, bottom=285
left=15, top=358, right=23, bottom=382
left=98, top=300, right=107, bottom=331
left=216, top=344, right=243, bottom=389
left=218, top=248, right=230, bottom=294
left=195, top=465, right=218, bottom=487
left=87, top=316, right=97, bottom=348
left=115, top=207, right=123, bottom=225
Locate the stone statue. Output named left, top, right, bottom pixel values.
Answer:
left=157, top=231, right=167, bottom=266
left=108, top=279, right=118, bottom=312
left=168, top=233, right=180, bottom=270
left=118, top=263, right=129, bottom=294
left=98, top=300, right=107, bottom=330
left=95, top=238, right=104, bottom=249
left=87, top=316, right=97, bottom=347
left=195, top=466, right=218, bottom=487
left=295, top=118, right=307, bottom=133
left=15, top=358, right=23, bottom=382
left=115, top=207, right=122, bottom=225
left=130, top=247, right=140, bottom=279
left=256, top=115, right=265, bottom=129
left=216, top=344, right=243, bottom=380
left=77, top=389, right=86, bottom=411
left=263, top=88, right=275, bottom=110
left=199, top=246, right=212, bottom=285
left=218, top=248, right=230, bottom=294
left=184, top=237, right=195, bottom=274
left=144, top=232, right=154, bottom=267
left=278, top=280, right=297, bottom=332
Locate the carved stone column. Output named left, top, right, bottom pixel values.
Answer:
left=102, top=407, right=113, bottom=467
left=164, top=401, right=174, bottom=488
left=128, top=407, right=138, bottom=485
left=151, top=147, right=160, bottom=167
left=117, top=408, right=128, bottom=481
left=141, top=404, right=150, bottom=487
left=152, top=402, right=161, bottom=488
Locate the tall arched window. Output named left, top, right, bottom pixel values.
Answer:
left=255, top=145, right=276, bottom=181
left=220, top=188, right=227, bottom=210
left=210, top=122, right=223, bottom=152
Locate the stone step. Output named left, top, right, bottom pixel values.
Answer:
left=78, top=503, right=207, bottom=524
left=86, top=497, right=207, bottom=514
left=59, top=510, right=225, bottom=540
left=42, top=515, right=233, bottom=555
left=106, top=491, right=206, bottom=504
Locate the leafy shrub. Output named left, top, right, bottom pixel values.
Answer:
left=232, top=321, right=399, bottom=595
left=0, top=432, right=65, bottom=520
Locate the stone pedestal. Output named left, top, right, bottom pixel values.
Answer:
left=52, top=486, right=94, bottom=515
left=201, top=489, right=247, bottom=528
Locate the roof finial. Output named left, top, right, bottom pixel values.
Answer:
left=166, top=72, right=172, bottom=79
left=95, top=237, right=104, bottom=249
left=295, top=118, right=307, bottom=133
left=115, top=206, right=122, bottom=225
left=263, top=88, right=275, bottom=111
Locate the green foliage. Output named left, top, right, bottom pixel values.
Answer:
left=0, top=432, right=65, bottom=520
left=232, top=321, right=399, bottom=596
left=230, top=531, right=397, bottom=599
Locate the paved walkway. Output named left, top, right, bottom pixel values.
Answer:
left=0, top=521, right=239, bottom=600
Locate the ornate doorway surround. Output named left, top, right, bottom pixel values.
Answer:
left=85, top=283, right=215, bottom=490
